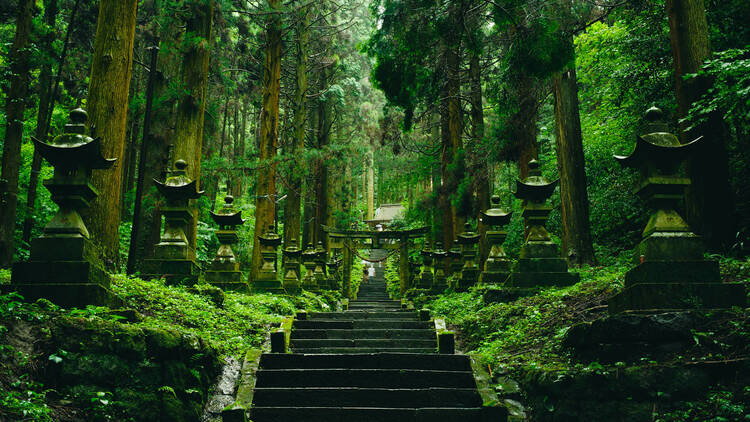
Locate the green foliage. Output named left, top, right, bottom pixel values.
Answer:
left=423, top=263, right=626, bottom=369
left=654, top=387, right=749, bottom=422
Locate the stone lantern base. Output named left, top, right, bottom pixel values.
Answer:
left=609, top=232, right=746, bottom=313
left=205, top=263, right=246, bottom=291
left=141, top=259, right=201, bottom=286
left=455, top=269, right=479, bottom=292
left=508, top=241, right=580, bottom=288
left=11, top=237, right=113, bottom=307
left=252, top=276, right=285, bottom=294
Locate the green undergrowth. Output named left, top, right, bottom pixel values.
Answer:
left=421, top=263, right=626, bottom=369
left=109, top=274, right=339, bottom=357
left=418, top=256, right=750, bottom=421
left=0, top=275, right=341, bottom=421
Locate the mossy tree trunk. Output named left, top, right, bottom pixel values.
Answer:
left=283, top=1, right=309, bottom=250
left=666, top=0, right=734, bottom=250
left=22, top=0, right=59, bottom=246
left=469, top=46, right=490, bottom=268
left=314, top=68, right=332, bottom=247
left=173, top=0, right=213, bottom=260
left=0, top=0, right=34, bottom=268
left=553, top=62, right=596, bottom=266
left=250, top=0, right=282, bottom=281
left=81, top=0, right=138, bottom=268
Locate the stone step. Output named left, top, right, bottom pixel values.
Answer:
left=290, top=347, right=436, bottom=354
left=293, top=320, right=432, bottom=330
left=309, top=311, right=418, bottom=320
left=251, top=387, right=482, bottom=408
left=292, top=328, right=435, bottom=340
left=249, top=406, right=502, bottom=422
left=290, top=338, right=437, bottom=349
left=255, top=369, right=477, bottom=388
left=349, top=301, right=401, bottom=306
left=260, top=353, right=471, bottom=371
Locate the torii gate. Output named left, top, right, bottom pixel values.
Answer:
left=323, top=226, right=428, bottom=297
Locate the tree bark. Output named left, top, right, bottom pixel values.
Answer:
left=283, top=1, right=309, bottom=250
left=173, top=0, right=213, bottom=260
left=0, top=0, right=35, bottom=267
left=250, top=0, right=282, bottom=281
left=22, top=0, right=59, bottom=245
left=314, top=68, right=331, bottom=247
left=553, top=65, right=597, bottom=266
left=469, top=48, right=491, bottom=269
left=666, top=0, right=734, bottom=250
left=79, top=0, right=138, bottom=268
left=366, top=148, right=375, bottom=221
left=127, top=42, right=160, bottom=275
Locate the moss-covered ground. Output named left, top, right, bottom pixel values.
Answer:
left=412, top=256, right=750, bottom=421
left=0, top=273, right=340, bottom=421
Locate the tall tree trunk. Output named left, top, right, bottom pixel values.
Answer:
left=553, top=63, right=596, bottom=266
left=0, top=0, right=35, bottom=267
left=127, top=42, right=160, bottom=275
left=22, top=0, right=59, bottom=246
left=79, top=0, right=138, bottom=268
left=130, top=24, right=179, bottom=273
left=250, top=0, right=282, bottom=280
left=666, top=0, right=733, bottom=250
left=514, top=76, right=540, bottom=178
left=469, top=48, right=491, bottom=268
left=284, top=1, right=309, bottom=249
left=173, top=0, right=213, bottom=260
left=314, top=68, right=331, bottom=246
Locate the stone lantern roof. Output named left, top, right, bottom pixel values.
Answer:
left=615, top=107, right=704, bottom=172
left=514, top=160, right=558, bottom=203
left=32, top=108, right=115, bottom=170
left=154, top=160, right=203, bottom=201
left=210, top=195, right=245, bottom=228
left=481, top=195, right=512, bottom=227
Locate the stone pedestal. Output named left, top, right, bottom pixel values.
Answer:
left=252, top=225, right=284, bottom=293
left=509, top=160, right=579, bottom=288
left=205, top=196, right=246, bottom=291
left=417, top=247, right=434, bottom=290
left=479, top=195, right=512, bottom=285
left=431, top=243, right=449, bottom=293
left=456, top=224, right=480, bottom=291
left=301, top=243, right=319, bottom=292
left=142, top=160, right=203, bottom=285
left=282, top=241, right=302, bottom=294
left=448, top=243, right=463, bottom=287
left=313, top=242, right=332, bottom=290
left=608, top=108, right=745, bottom=313
left=326, top=256, right=342, bottom=292
left=11, top=109, right=115, bottom=307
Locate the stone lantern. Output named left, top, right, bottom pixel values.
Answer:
left=12, top=108, right=115, bottom=306
left=301, top=243, right=319, bottom=292
left=282, top=239, right=302, bottom=294
left=205, top=195, right=245, bottom=290
left=456, top=223, right=480, bottom=291
left=313, top=241, right=329, bottom=289
left=417, top=246, right=434, bottom=290
left=431, top=242, right=449, bottom=293
left=448, top=241, right=463, bottom=279
left=142, top=159, right=203, bottom=285
left=326, top=253, right=342, bottom=291
left=409, top=259, right=421, bottom=290
left=252, top=225, right=283, bottom=293
left=480, top=195, right=513, bottom=285
left=609, top=107, right=745, bottom=312
left=509, top=160, right=579, bottom=288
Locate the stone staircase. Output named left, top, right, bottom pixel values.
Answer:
left=248, top=264, right=505, bottom=421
